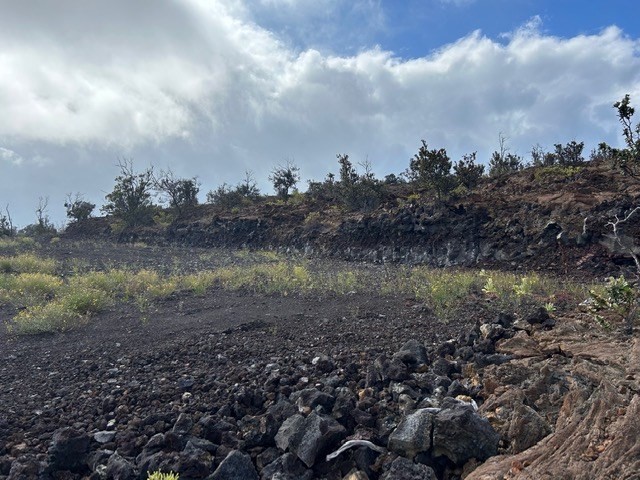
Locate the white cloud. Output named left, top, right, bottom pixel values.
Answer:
left=0, top=1, right=639, bottom=226
left=0, top=147, right=23, bottom=166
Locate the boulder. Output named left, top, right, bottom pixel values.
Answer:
left=48, top=427, right=91, bottom=473
left=393, top=339, right=429, bottom=367
left=260, top=452, right=313, bottom=480
left=209, top=450, right=258, bottom=480
left=275, top=412, right=347, bottom=467
left=105, top=452, right=136, bottom=480
left=380, top=456, right=437, bottom=480
left=387, top=408, right=435, bottom=460
left=433, top=403, right=499, bottom=465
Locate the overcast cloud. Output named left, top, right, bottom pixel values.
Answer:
left=1, top=0, right=639, bottom=226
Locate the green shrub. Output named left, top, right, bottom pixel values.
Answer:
left=9, top=302, right=80, bottom=334
left=0, top=253, right=57, bottom=274
left=147, top=471, right=179, bottom=480
left=588, top=276, right=638, bottom=333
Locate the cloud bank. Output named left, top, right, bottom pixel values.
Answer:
left=1, top=0, right=639, bottom=225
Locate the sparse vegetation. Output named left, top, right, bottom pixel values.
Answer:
left=407, top=141, right=454, bottom=199
left=147, top=471, right=179, bottom=480
left=269, top=161, right=301, bottom=201
left=102, top=158, right=155, bottom=227
left=613, top=94, right=640, bottom=177
left=488, top=134, right=523, bottom=177
left=1, top=243, right=592, bottom=335
left=64, top=193, right=95, bottom=223
left=153, top=168, right=199, bottom=215
left=588, top=276, right=638, bottom=333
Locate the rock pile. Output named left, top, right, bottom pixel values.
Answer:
left=2, top=313, right=547, bottom=480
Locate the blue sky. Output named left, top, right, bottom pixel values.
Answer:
left=250, top=0, right=640, bottom=56
left=0, top=0, right=639, bottom=227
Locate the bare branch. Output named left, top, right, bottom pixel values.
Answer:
left=606, top=207, right=640, bottom=274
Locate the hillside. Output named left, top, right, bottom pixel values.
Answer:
left=69, top=159, right=640, bottom=278
left=2, top=159, right=639, bottom=479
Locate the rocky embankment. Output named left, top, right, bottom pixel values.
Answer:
left=3, top=301, right=638, bottom=479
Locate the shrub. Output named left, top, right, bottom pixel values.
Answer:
left=453, top=152, right=485, bottom=190
left=336, top=155, right=385, bottom=212
left=269, top=161, right=301, bottom=201
left=489, top=134, right=523, bottom=177
left=588, top=276, right=638, bottom=333
left=207, top=171, right=260, bottom=209
left=552, top=141, right=585, bottom=166
left=613, top=94, right=640, bottom=177
left=147, top=471, right=179, bottom=480
left=10, top=302, right=79, bottom=334
left=153, top=169, right=199, bottom=215
left=0, top=206, right=15, bottom=237
left=102, top=159, right=155, bottom=227
left=65, top=193, right=95, bottom=223
left=22, top=197, right=57, bottom=236
left=0, top=253, right=57, bottom=274
left=407, top=141, right=454, bottom=199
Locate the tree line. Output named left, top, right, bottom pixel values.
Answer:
left=1, top=94, right=638, bottom=235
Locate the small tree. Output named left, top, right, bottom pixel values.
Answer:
left=407, top=140, right=454, bottom=199
left=269, top=161, right=301, bottom=201
left=21, top=197, right=57, bottom=236
left=153, top=168, right=199, bottom=215
left=102, top=158, right=155, bottom=227
left=613, top=94, right=640, bottom=177
left=489, top=134, right=523, bottom=177
left=553, top=141, right=585, bottom=166
left=0, top=205, right=15, bottom=237
left=335, top=154, right=384, bottom=211
left=590, top=142, right=618, bottom=163
left=206, top=171, right=260, bottom=209
left=453, top=152, right=485, bottom=190
left=64, top=193, right=95, bottom=223
left=236, top=171, right=260, bottom=199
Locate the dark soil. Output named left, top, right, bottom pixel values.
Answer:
left=0, top=240, right=475, bottom=479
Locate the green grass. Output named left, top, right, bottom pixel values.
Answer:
left=0, top=236, right=38, bottom=251
left=0, top=253, right=57, bottom=274
left=1, top=247, right=594, bottom=335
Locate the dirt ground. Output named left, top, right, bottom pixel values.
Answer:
left=0, top=241, right=475, bottom=466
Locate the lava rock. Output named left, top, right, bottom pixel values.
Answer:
left=393, top=339, right=429, bottom=368
left=380, top=456, right=437, bottom=480
left=173, top=412, right=194, bottom=437
left=293, top=388, right=336, bottom=414
left=432, top=403, right=499, bottom=465
left=105, top=452, right=136, bottom=480
left=209, top=450, right=258, bottom=480
left=260, top=452, right=313, bottom=480
left=275, top=412, right=347, bottom=468
left=94, top=430, right=117, bottom=444
left=48, top=427, right=91, bottom=473
left=7, top=455, right=46, bottom=480
left=387, top=408, right=435, bottom=460
left=176, top=442, right=212, bottom=478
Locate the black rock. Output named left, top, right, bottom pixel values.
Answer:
left=275, top=412, right=347, bottom=468
left=105, top=452, right=136, bottom=480
left=7, top=455, right=46, bottom=480
left=393, top=339, right=429, bottom=367
left=209, top=450, right=258, bottom=480
left=432, top=403, right=499, bottom=465
left=176, top=442, right=212, bottom=478
left=387, top=408, right=435, bottom=460
left=173, top=412, right=194, bottom=437
left=292, top=388, right=336, bottom=414
left=381, top=456, right=437, bottom=480
left=261, top=452, right=313, bottom=480
left=48, top=427, right=91, bottom=473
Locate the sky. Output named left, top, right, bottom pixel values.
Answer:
left=1, top=0, right=639, bottom=228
